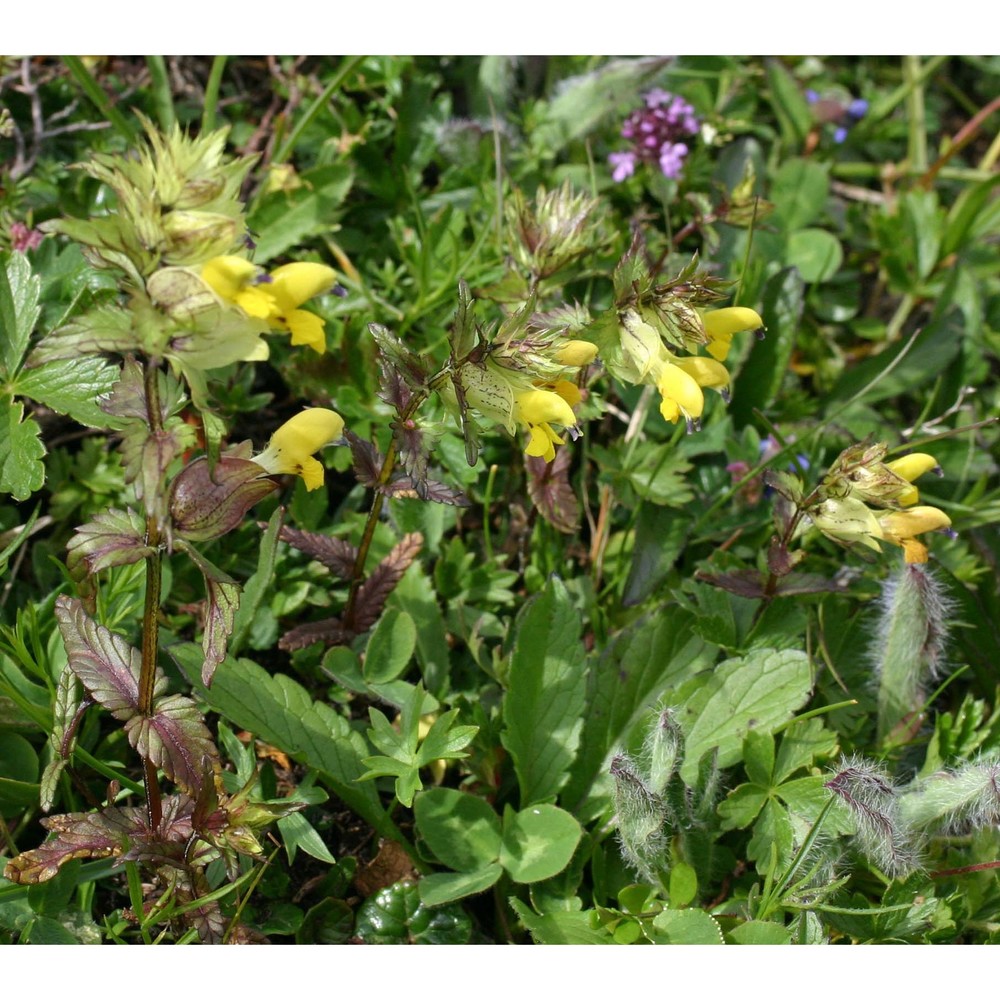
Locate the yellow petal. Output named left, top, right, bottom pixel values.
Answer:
left=514, top=388, right=576, bottom=430
left=285, top=309, right=327, bottom=354
left=656, top=364, right=703, bottom=423
left=235, top=284, right=277, bottom=319
left=701, top=306, right=762, bottom=362
left=253, top=408, right=345, bottom=490
left=702, top=306, right=763, bottom=338
left=268, top=262, right=337, bottom=311
left=525, top=423, right=559, bottom=462
left=878, top=506, right=952, bottom=542
left=549, top=379, right=582, bottom=407
left=671, top=355, right=731, bottom=391
left=201, top=255, right=259, bottom=302
left=886, top=453, right=938, bottom=482
left=555, top=339, right=598, bottom=367
left=887, top=453, right=938, bottom=504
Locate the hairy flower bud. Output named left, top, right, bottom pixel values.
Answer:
left=871, top=563, right=953, bottom=744
left=169, top=456, right=278, bottom=542
left=826, top=755, right=923, bottom=877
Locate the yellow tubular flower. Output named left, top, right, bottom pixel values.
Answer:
left=265, top=262, right=338, bottom=354
left=877, top=506, right=952, bottom=564
left=885, top=453, right=939, bottom=506
left=201, top=256, right=337, bottom=354
left=253, top=408, right=345, bottom=491
left=672, top=355, right=732, bottom=394
left=655, top=361, right=704, bottom=425
left=201, top=255, right=276, bottom=317
left=514, top=388, right=578, bottom=463
left=701, top=306, right=764, bottom=362
left=555, top=339, right=599, bottom=367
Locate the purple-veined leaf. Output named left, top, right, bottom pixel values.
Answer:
left=525, top=448, right=579, bottom=533
left=352, top=533, right=423, bottom=633
left=66, top=507, right=154, bottom=584
left=277, top=524, right=358, bottom=579
left=176, top=540, right=242, bottom=687
left=54, top=595, right=149, bottom=720
left=279, top=616, right=351, bottom=652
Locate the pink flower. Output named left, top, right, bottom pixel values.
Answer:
left=10, top=221, right=43, bottom=252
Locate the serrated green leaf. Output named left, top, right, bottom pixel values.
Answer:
left=743, top=729, right=776, bottom=787
left=417, top=711, right=476, bottom=762
left=678, top=648, right=813, bottom=785
left=230, top=506, right=283, bottom=656
left=718, top=782, right=769, bottom=832
left=0, top=399, right=45, bottom=500
left=248, top=164, right=354, bottom=263
left=170, top=641, right=399, bottom=844
left=414, top=787, right=502, bottom=872
left=509, top=898, right=611, bottom=944
left=13, top=357, right=122, bottom=428
left=501, top=576, right=586, bottom=807
left=0, top=253, right=39, bottom=376
left=500, top=804, right=582, bottom=884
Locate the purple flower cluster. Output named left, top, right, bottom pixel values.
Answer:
left=608, top=89, right=700, bottom=183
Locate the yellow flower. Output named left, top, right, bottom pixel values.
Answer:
left=877, top=506, right=952, bottom=564
left=514, top=387, right=578, bottom=463
left=654, top=360, right=704, bottom=425
left=885, top=453, right=939, bottom=507
left=201, top=256, right=337, bottom=354
left=265, top=262, right=338, bottom=353
left=554, top=339, right=599, bottom=367
left=701, top=306, right=763, bottom=362
left=253, top=408, right=345, bottom=491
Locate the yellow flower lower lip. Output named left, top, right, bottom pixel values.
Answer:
left=253, top=408, right=345, bottom=491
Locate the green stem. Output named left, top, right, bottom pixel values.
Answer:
left=62, top=57, right=136, bottom=142
left=201, top=56, right=228, bottom=133
left=343, top=392, right=427, bottom=626
left=145, top=56, right=176, bottom=132
left=903, top=56, right=928, bottom=173
left=271, top=55, right=365, bottom=166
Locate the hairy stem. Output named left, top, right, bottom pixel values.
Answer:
left=138, top=359, right=165, bottom=829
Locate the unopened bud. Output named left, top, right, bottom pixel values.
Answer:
left=610, top=753, right=669, bottom=883
left=826, top=755, right=922, bottom=877
left=161, top=210, right=241, bottom=266
left=170, top=456, right=277, bottom=542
